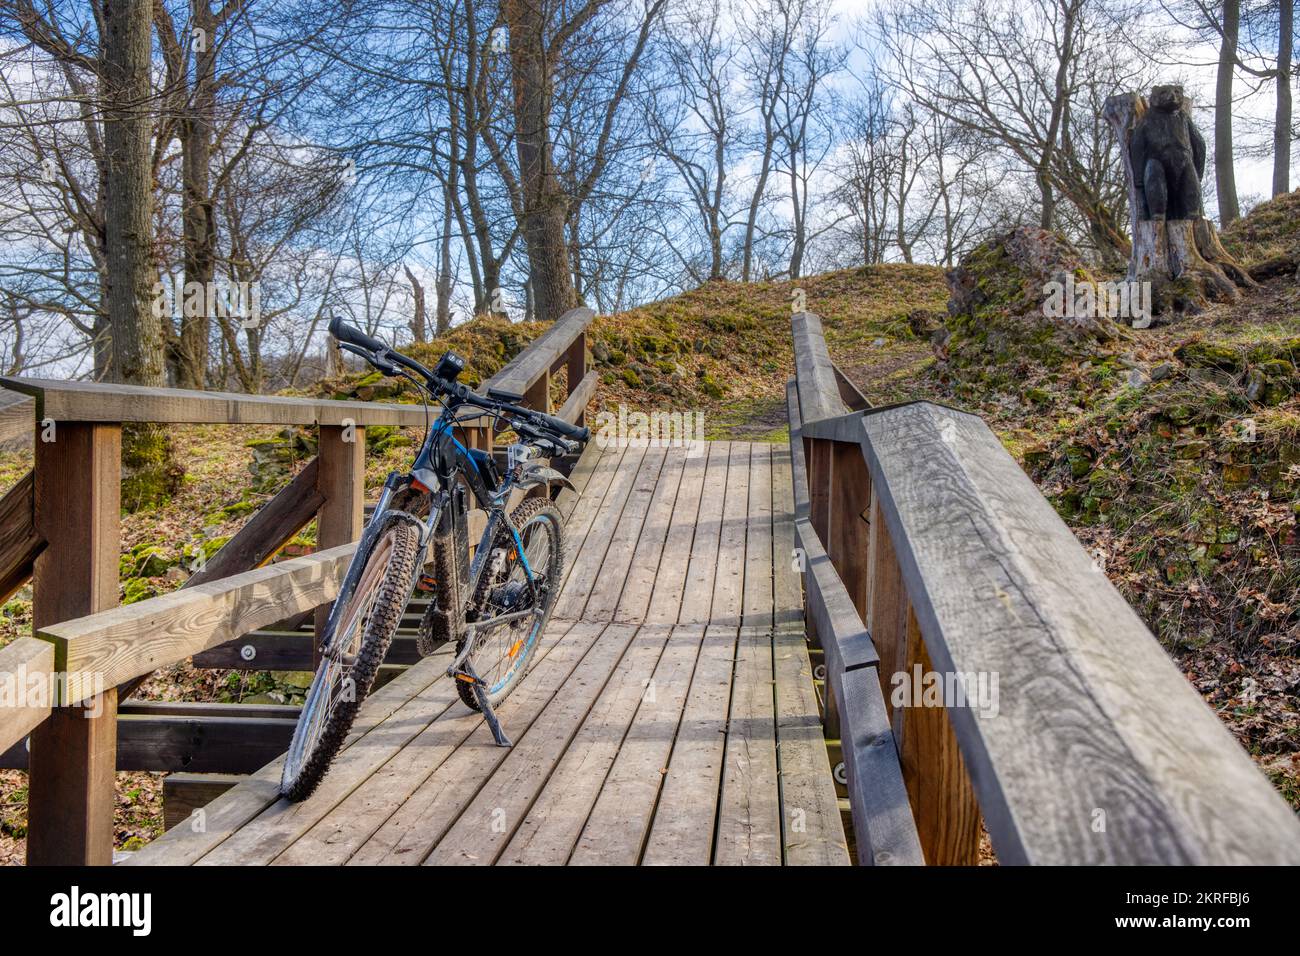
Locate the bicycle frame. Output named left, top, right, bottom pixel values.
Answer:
left=321, top=397, right=540, bottom=662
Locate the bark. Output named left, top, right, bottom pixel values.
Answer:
left=404, top=264, right=426, bottom=343
left=1215, top=0, right=1241, bottom=225
left=1040, top=0, right=1078, bottom=231
left=435, top=184, right=452, bottom=335
left=503, top=0, right=579, bottom=322
left=1275, top=0, right=1293, bottom=196
left=1104, top=91, right=1255, bottom=317
left=102, top=0, right=164, bottom=388
left=177, top=0, right=218, bottom=389
left=103, top=0, right=180, bottom=509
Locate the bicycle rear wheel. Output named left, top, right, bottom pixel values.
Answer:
left=456, top=498, right=565, bottom=711
left=280, top=518, right=420, bottom=801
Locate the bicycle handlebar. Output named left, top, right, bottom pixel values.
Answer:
left=329, top=316, right=591, bottom=446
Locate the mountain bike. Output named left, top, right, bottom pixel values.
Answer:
left=279, top=317, right=590, bottom=801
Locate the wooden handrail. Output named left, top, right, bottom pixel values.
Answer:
left=8, top=317, right=597, bottom=864
left=484, top=306, right=594, bottom=403
left=0, top=376, right=434, bottom=428
left=38, top=544, right=355, bottom=707
left=788, top=311, right=1300, bottom=865
left=787, top=381, right=923, bottom=866
left=0, top=637, right=54, bottom=754
left=862, top=401, right=1300, bottom=864
left=791, top=311, right=850, bottom=425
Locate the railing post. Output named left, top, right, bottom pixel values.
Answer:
left=523, top=368, right=551, bottom=415
left=565, top=332, right=587, bottom=428
left=315, top=423, right=365, bottom=665
left=26, top=422, right=120, bottom=866
left=867, top=491, right=980, bottom=865
left=828, top=442, right=870, bottom=619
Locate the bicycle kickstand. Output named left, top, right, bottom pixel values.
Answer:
left=447, top=634, right=513, bottom=748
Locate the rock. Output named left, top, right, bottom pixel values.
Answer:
left=1175, top=439, right=1210, bottom=460
left=271, top=670, right=315, bottom=690
left=1174, top=340, right=1243, bottom=374
left=1243, top=367, right=1266, bottom=402
left=592, top=340, right=610, bottom=364
left=943, top=226, right=1120, bottom=371
left=1151, top=362, right=1175, bottom=381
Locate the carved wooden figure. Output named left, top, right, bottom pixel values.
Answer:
left=1104, top=86, right=1255, bottom=317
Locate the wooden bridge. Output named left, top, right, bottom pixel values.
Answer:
left=2, top=308, right=1299, bottom=866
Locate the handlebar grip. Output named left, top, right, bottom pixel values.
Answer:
left=537, top=412, right=589, bottom=442
left=329, top=316, right=387, bottom=355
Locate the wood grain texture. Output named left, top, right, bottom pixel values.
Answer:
left=714, top=626, right=781, bottom=865
left=676, top=441, right=730, bottom=625
left=0, top=470, right=43, bottom=606
left=578, top=444, right=669, bottom=621
left=788, top=383, right=921, bottom=865
left=641, top=625, right=738, bottom=865
left=0, top=637, right=54, bottom=752
left=425, top=624, right=640, bottom=865
left=611, top=444, right=689, bottom=624
left=895, top=607, right=981, bottom=865
left=124, top=656, right=448, bottom=864
left=163, top=774, right=246, bottom=830
left=556, top=367, right=598, bottom=426
left=773, top=626, right=850, bottom=865
left=315, top=425, right=365, bottom=660
left=41, top=544, right=356, bottom=704
left=347, top=623, right=606, bottom=864
left=483, top=307, right=595, bottom=402
left=501, top=626, right=672, bottom=865
left=709, top=442, right=751, bottom=627
left=570, top=625, right=705, bottom=865
left=791, top=312, right=849, bottom=427
left=832, top=364, right=872, bottom=412
left=861, top=400, right=1300, bottom=864
left=26, top=421, right=120, bottom=866
left=0, top=376, right=432, bottom=427
left=119, top=440, right=841, bottom=866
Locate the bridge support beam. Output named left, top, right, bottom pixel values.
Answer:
left=26, top=422, right=121, bottom=866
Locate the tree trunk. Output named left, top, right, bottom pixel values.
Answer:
left=1275, top=0, right=1293, bottom=196
left=1104, top=91, right=1255, bottom=319
left=102, top=0, right=163, bottom=388
left=1215, top=0, right=1241, bottom=225
left=103, top=0, right=180, bottom=509
left=177, top=0, right=217, bottom=389
left=504, top=0, right=577, bottom=322
left=404, top=264, right=426, bottom=343
left=436, top=189, right=453, bottom=335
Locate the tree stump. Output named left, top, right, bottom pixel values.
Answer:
left=1103, top=91, right=1256, bottom=319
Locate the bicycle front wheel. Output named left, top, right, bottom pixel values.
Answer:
left=280, top=518, right=420, bottom=801
left=456, top=498, right=565, bottom=711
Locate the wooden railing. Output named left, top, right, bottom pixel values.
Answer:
left=0, top=307, right=595, bottom=865
left=789, top=310, right=1300, bottom=865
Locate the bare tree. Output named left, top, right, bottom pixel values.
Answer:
left=876, top=0, right=1147, bottom=262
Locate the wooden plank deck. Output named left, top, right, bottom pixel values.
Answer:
left=127, top=440, right=848, bottom=866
